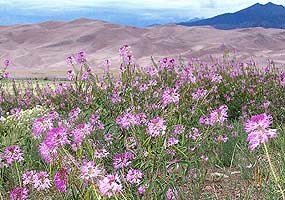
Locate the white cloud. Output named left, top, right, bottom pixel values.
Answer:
left=0, top=0, right=284, bottom=17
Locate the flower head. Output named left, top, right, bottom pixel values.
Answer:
left=245, top=113, right=278, bottom=150
left=54, top=168, right=68, bottom=192
left=98, top=174, right=122, bottom=197
left=113, top=152, right=134, bottom=169
left=147, top=117, right=167, bottom=137
left=126, top=169, right=143, bottom=184
left=9, top=187, right=29, bottom=200
left=4, top=145, right=23, bottom=166
left=32, top=171, right=51, bottom=191
left=80, top=161, right=102, bottom=181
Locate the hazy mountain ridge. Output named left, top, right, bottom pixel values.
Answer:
left=178, top=2, right=285, bottom=30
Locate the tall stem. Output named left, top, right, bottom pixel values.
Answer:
left=264, top=144, right=285, bottom=199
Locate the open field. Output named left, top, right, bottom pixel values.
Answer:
left=0, top=47, right=285, bottom=199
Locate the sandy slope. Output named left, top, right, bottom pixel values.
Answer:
left=0, top=18, right=285, bottom=78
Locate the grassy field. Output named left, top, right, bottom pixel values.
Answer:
left=0, top=48, right=285, bottom=199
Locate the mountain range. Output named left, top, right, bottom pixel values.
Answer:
left=179, top=2, right=285, bottom=30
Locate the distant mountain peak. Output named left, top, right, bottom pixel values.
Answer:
left=178, top=2, right=285, bottom=30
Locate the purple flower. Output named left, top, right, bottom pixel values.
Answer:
left=98, top=174, right=122, bottom=197
left=245, top=113, right=278, bottom=150
left=147, top=117, right=167, bottom=137
left=76, top=51, right=87, bottom=64
left=32, top=171, right=51, bottom=191
left=167, top=137, right=179, bottom=147
left=4, top=59, right=10, bottom=68
left=279, top=72, right=285, bottom=87
left=162, top=88, right=180, bottom=105
left=200, top=105, right=228, bottom=126
left=38, top=142, right=57, bottom=163
left=80, top=161, right=102, bottom=181
left=94, top=148, right=109, bottom=159
left=44, top=127, right=70, bottom=150
left=32, top=117, right=53, bottom=138
left=126, top=169, right=143, bottom=184
left=113, top=152, right=134, bottom=169
left=4, top=145, right=23, bottom=166
left=22, top=170, right=36, bottom=185
left=138, top=186, right=146, bottom=195
left=68, top=107, right=81, bottom=121
left=9, top=187, right=29, bottom=200
left=54, top=168, right=68, bottom=192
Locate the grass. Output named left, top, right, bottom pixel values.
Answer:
left=0, top=48, right=285, bottom=199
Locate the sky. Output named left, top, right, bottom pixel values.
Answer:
left=0, top=0, right=285, bottom=26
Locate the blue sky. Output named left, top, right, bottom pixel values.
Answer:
left=0, top=0, right=284, bottom=26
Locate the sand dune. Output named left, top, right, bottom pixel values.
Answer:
left=0, top=18, right=285, bottom=78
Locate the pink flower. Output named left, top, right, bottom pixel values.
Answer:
left=147, top=117, right=167, bottom=137
left=138, top=186, right=146, bottom=195
left=80, top=161, right=102, bottom=181
left=200, top=105, right=228, bottom=126
left=279, top=72, right=285, bottom=87
left=9, top=187, right=29, bottom=200
left=22, top=170, right=36, bottom=185
left=166, top=187, right=178, bottom=200
left=94, top=148, right=109, bottom=159
left=76, top=51, right=87, bottom=64
left=54, top=168, right=68, bottom=192
left=44, top=127, right=70, bottom=149
left=32, top=171, right=51, bottom=191
left=245, top=113, right=278, bottom=150
left=68, top=107, right=81, bottom=121
left=98, top=174, right=122, bottom=197
left=126, top=169, right=143, bottom=184
left=167, top=137, right=179, bottom=147
left=162, top=88, right=180, bottom=105
left=4, top=145, right=23, bottom=166
left=4, top=59, right=10, bottom=68
left=32, top=117, right=53, bottom=138
left=113, top=152, right=134, bottom=169
left=38, top=142, right=57, bottom=163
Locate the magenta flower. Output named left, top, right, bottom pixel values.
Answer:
left=94, top=148, right=109, bottom=159
left=68, top=107, right=81, bottom=121
left=44, top=127, right=70, bottom=150
left=80, top=161, right=102, bottom=181
left=200, top=105, right=228, bottom=126
left=113, top=152, right=134, bottom=169
left=98, top=174, right=122, bottom=197
left=147, top=117, right=167, bottom=137
left=162, top=88, right=180, bottom=105
left=54, top=168, right=68, bottom=192
left=279, top=72, right=285, bottom=87
left=9, top=187, right=29, bottom=200
left=116, top=112, right=136, bottom=129
left=32, top=171, right=51, bottom=191
left=245, top=113, right=278, bottom=150
left=138, top=186, right=146, bottom=195
left=126, top=169, right=143, bottom=184
left=4, top=145, right=23, bottom=166
left=38, top=142, right=58, bottom=163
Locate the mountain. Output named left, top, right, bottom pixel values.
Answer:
left=1, top=19, right=285, bottom=78
left=178, top=2, right=285, bottom=30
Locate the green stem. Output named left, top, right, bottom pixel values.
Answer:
left=15, top=162, right=21, bottom=187
left=264, top=144, right=285, bottom=199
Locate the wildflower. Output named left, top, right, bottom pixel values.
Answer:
left=167, top=137, right=179, bottom=147
left=4, top=145, right=23, bottom=166
left=54, top=168, right=68, bottom=192
left=44, top=127, right=70, bottom=150
left=147, top=117, right=167, bottom=137
left=116, top=112, right=136, bottom=129
left=211, top=73, right=222, bottom=83
left=98, top=174, right=123, bottom=197
left=166, top=187, right=178, bottom=200
left=68, top=107, right=81, bottom=121
left=192, top=88, right=207, bottom=100
left=171, top=124, right=185, bottom=135
left=80, top=161, right=102, bottom=181
left=113, top=152, right=134, bottom=169
left=279, top=72, right=285, bottom=87
left=126, top=169, right=143, bottom=184
left=32, top=171, right=51, bottom=191
left=245, top=113, right=277, bottom=150
left=162, top=88, right=180, bottom=105
left=71, top=123, right=92, bottom=150
left=187, top=128, right=200, bottom=140
left=22, top=170, right=36, bottom=185
left=67, top=70, right=75, bottom=81
left=138, top=186, right=146, bottom=195
left=9, top=187, right=29, bottom=200
left=32, top=116, right=53, bottom=138
left=66, top=56, right=74, bottom=65
left=200, top=105, right=228, bottom=126
left=94, top=148, right=109, bottom=159
left=38, top=142, right=57, bottom=163
left=76, top=51, right=87, bottom=64
left=4, top=59, right=10, bottom=68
